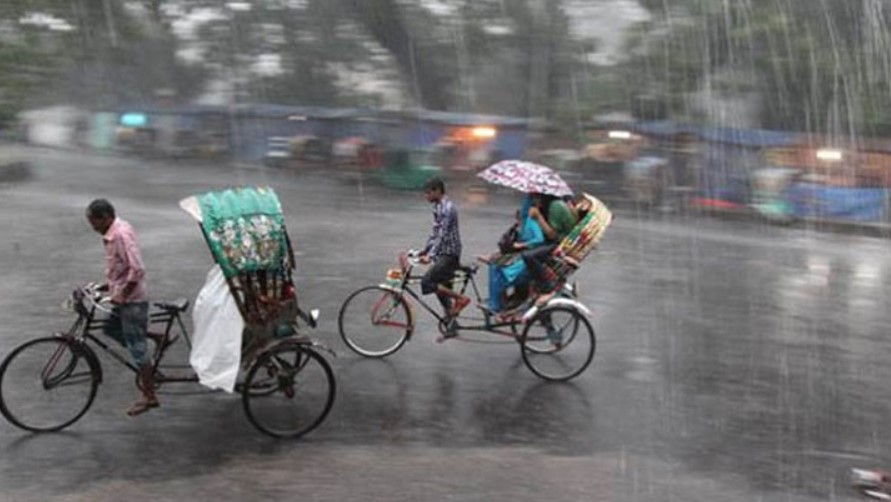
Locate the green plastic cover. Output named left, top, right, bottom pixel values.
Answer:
left=196, top=186, right=288, bottom=278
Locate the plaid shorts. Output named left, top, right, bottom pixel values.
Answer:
left=421, top=255, right=459, bottom=295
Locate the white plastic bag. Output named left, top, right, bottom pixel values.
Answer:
left=190, top=265, right=244, bottom=393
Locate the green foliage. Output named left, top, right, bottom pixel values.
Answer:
left=625, top=0, right=891, bottom=134
left=0, top=0, right=587, bottom=123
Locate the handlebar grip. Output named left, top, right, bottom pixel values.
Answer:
left=407, top=250, right=423, bottom=265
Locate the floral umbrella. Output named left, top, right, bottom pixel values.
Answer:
left=477, top=160, right=574, bottom=197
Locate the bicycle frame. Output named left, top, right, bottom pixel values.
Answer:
left=389, top=258, right=522, bottom=338
left=61, top=290, right=197, bottom=385
left=339, top=254, right=598, bottom=382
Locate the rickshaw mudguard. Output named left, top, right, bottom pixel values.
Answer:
left=521, top=298, right=593, bottom=323
left=265, top=336, right=337, bottom=359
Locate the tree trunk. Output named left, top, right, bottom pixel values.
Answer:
left=339, top=0, right=452, bottom=110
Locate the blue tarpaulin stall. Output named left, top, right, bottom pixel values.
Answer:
left=785, top=183, right=889, bottom=222
left=632, top=122, right=800, bottom=205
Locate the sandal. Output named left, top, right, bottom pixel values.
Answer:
left=126, top=397, right=159, bottom=417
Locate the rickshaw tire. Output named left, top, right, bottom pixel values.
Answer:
left=520, top=306, right=596, bottom=382
left=242, top=344, right=336, bottom=439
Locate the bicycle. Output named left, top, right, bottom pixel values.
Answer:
left=338, top=250, right=596, bottom=381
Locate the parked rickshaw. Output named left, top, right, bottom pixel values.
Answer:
left=379, top=148, right=442, bottom=190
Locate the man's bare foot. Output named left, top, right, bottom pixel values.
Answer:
left=449, top=296, right=471, bottom=317
left=535, top=291, right=557, bottom=307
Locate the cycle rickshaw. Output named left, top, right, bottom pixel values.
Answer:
left=0, top=186, right=335, bottom=438
left=339, top=183, right=612, bottom=382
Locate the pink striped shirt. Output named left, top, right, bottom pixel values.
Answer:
left=103, top=218, right=147, bottom=303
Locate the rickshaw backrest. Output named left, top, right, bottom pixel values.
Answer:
left=545, top=193, right=612, bottom=281
left=556, top=193, right=612, bottom=260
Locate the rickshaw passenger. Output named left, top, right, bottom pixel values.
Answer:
left=481, top=195, right=544, bottom=312
left=522, top=193, right=578, bottom=299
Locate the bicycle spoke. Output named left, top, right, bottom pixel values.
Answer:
left=339, top=286, right=411, bottom=357
left=45, top=372, right=95, bottom=390
left=0, top=338, right=99, bottom=432
left=243, top=346, right=335, bottom=438
left=521, top=307, right=596, bottom=381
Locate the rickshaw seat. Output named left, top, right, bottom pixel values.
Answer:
left=457, top=263, right=478, bottom=275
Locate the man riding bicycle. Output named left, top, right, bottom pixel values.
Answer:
left=418, top=178, right=470, bottom=336
left=86, top=199, right=158, bottom=416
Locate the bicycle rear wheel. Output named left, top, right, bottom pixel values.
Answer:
left=0, top=337, right=100, bottom=432
left=520, top=306, right=596, bottom=381
left=338, top=285, right=412, bottom=357
left=242, top=343, right=336, bottom=439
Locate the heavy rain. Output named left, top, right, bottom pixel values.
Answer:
left=2, top=1, right=891, bottom=501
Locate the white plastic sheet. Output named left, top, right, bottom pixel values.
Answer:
left=190, top=265, right=243, bottom=393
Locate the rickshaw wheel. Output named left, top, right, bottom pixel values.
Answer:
left=520, top=305, right=596, bottom=381
left=242, top=343, right=335, bottom=439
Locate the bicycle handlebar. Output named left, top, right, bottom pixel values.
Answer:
left=404, top=249, right=423, bottom=268
left=74, top=282, right=112, bottom=313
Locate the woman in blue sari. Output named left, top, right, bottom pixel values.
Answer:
left=483, top=196, right=545, bottom=312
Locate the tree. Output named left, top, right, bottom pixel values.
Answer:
left=0, top=0, right=207, bottom=118
left=624, top=0, right=891, bottom=135
left=339, top=0, right=453, bottom=110
left=1, top=0, right=591, bottom=123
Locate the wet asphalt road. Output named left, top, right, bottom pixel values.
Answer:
left=1, top=146, right=890, bottom=501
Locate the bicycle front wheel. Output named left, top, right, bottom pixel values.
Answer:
left=520, top=306, right=596, bottom=381
left=338, top=285, right=412, bottom=357
left=0, top=337, right=100, bottom=432
left=242, top=344, right=336, bottom=439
